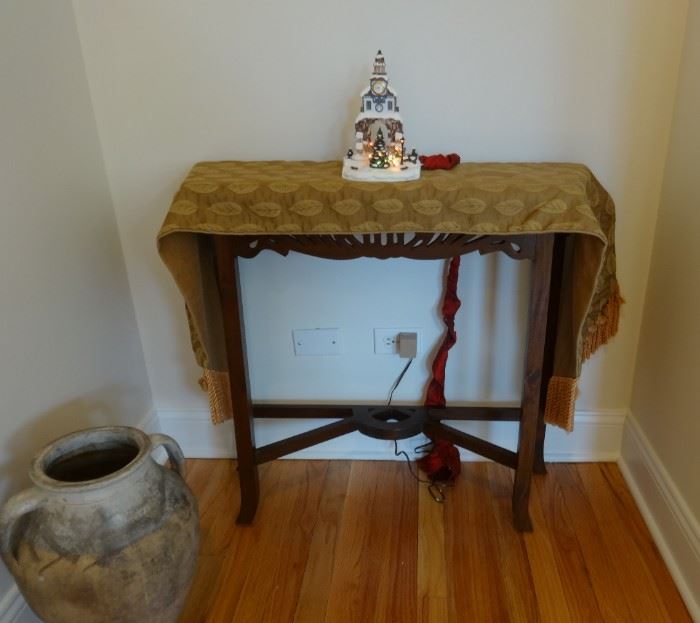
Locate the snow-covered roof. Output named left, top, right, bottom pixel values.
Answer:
left=355, top=110, right=404, bottom=123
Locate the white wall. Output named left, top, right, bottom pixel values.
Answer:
left=619, top=3, right=700, bottom=614
left=0, top=0, right=152, bottom=615
left=71, top=1, right=688, bottom=452
left=630, top=0, right=700, bottom=516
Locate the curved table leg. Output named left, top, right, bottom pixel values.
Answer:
left=534, top=421, right=547, bottom=475
left=214, top=237, right=259, bottom=524
left=534, top=233, right=567, bottom=475
left=513, top=234, right=554, bottom=531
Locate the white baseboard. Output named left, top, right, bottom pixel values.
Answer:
left=618, top=413, right=700, bottom=621
left=154, top=407, right=626, bottom=462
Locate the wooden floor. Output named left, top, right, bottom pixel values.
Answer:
left=179, top=460, right=690, bottom=623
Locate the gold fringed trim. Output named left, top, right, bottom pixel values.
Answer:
left=199, top=369, right=233, bottom=424
left=544, top=376, right=578, bottom=432
left=581, top=281, right=624, bottom=361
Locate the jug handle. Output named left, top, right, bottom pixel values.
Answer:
left=0, top=488, right=45, bottom=562
left=149, top=434, right=186, bottom=477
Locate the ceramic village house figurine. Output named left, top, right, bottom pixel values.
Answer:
left=342, top=50, right=421, bottom=181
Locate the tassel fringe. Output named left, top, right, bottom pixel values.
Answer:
left=544, top=282, right=622, bottom=431
left=581, top=281, right=623, bottom=361
left=544, top=376, right=578, bottom=432
left=199, top=369, right=232, bottom=424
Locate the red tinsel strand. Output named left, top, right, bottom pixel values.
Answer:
left=419, top=256, right=463, bottom=485
left=424, top=256, right=461, bottom=408
left=416, top=439, right=461, bottom=484
left=418, top=153, right=461, bottom=170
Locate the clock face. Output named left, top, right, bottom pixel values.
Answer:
left=371, top=79, right=387, bottom=96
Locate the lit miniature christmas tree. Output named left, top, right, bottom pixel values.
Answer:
left=369, top=129, right=390, bottom=168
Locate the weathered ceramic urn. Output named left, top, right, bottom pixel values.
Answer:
left=0, top=427, right=199, bottom=623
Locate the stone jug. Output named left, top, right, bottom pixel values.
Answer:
left=0, top=427, right=199, bottom=623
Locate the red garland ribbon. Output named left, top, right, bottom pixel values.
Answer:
left=418, top=153, right=461, bottom=170
left=418, top=256, right=462, bottom=484
left=425, top=256, right=461, bottom=407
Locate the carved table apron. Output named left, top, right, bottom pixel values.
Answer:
left=212, top=231, right=565, bottom=531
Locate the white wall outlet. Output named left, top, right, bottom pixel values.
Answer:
left=293, top=328, right=341, bottom=356
left=373, top=328, right=420, bottom=355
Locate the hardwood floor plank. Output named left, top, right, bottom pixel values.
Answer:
left=294, top=461, right=352, bottom=623
left=599, top=464, right=691, bottom=621
left=323, top=461, right=384, bottom=623
left=372, top=462, right=418, bottom=621
left=555, top=465, right=635, bottom=622
left=324, top=461, right=418, bottom=623
left=533, top=468, right=604, bottom=622
left=488, top=464, right=540, bottom=623
left=178, top=460, right=689, bottom=623
left=417, top=483, right=448, bottom=623
left=193, top=460, right=241, bottom=553
left=520, top=475, right=573, bottom=622
left=178, top=460, right=243, bottom=622
left=230, top=461, right=328, bottom=623
left=445, top=462, right=510, bottom=622
left=190, top=461, right=282, bottom=622
left=576, top=464, right=690, bottom=623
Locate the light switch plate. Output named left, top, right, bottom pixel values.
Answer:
left=292, top=328, right=341, bottom=356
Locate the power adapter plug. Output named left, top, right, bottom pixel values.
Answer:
left=398, top=332, right=417, bottom=358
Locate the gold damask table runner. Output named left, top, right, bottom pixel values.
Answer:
left=158, top=161, right=621, bottom=431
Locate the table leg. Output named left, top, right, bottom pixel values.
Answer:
left=214, top=237, right=259, bottom=524
left=513, top=234, right=554, bottom=531
left=534, top=233, right=566, bottom=474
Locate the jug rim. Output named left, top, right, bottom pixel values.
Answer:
left=30, top=426, right=152, bottom=492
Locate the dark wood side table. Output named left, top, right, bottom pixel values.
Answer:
left=213, top=231, right=565, bottom=531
